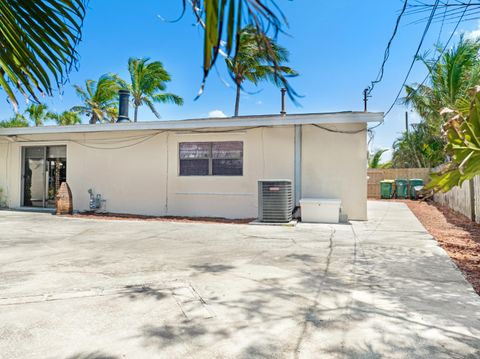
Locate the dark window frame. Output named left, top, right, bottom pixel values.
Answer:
left=179, top=141, right=243, bottom=176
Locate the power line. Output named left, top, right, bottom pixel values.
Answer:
left=435, top=0, right=449, bottom=47
left=368, top=0, right=469, bottom=139
left=366, top=0, right=409, bottom=96
left=405, top=0, right=471, bottom=101
left=383, top=0, right=440, bottom=118
left=312, top=124, right=366, bottom=134
left=405, top=1, right=480, bottom=23
left=367, top=0, right=440, bottom=137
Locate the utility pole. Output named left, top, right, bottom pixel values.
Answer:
left=405, top=111, right=409, bottom=134
left=363, top=88, right=370, bottom=112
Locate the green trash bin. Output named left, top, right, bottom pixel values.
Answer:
left=380, top=180, right=394, bottom=199
left=409, top=178, right=425, bottom=199
left=395, top=179, right=408, bottom=199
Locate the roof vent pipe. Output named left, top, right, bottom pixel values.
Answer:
left=280, top=88, right=287, bottom=116
left=117, top=89, right=131, bottom=123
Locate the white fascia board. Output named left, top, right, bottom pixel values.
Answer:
left=0, top=111, right=383, bottom=137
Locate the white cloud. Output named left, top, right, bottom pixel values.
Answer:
left=208, top=110, right=227, bottom=118
left=256, top=100, right=263, bottom=105
left=465, top=29, right=480, bottom=40
left=464, top=22, right=480, bottom=40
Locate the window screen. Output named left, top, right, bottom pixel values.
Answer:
left=179, top=141, right=243, bottom=176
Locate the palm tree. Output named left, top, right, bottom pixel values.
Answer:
left=181, top=1, right=289, bottom=98
left=71, top=75, right=121, bottom=124
left=115, top=58, right=183, bottom=122
left=391, top=38, right=480, bottom=169
left=0, top=1, right=86, bottom=110
left=1, top=0, right=288, bottom=110
left=391, top=123, right=444, bottom=168
left=403, top=38, right=480, bottom=132
left=0, top=113, right=28, bottom=128
left=24, top=103, right=55, bottom=127
left=49, top=111, right=82, bottom=126
left=226, top=26, right=298, bottom=116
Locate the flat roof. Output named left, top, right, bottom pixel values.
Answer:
left=0, top=111, right=383, bottom=136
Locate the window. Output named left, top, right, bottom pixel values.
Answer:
left=179, top=141, right=243, bottom=176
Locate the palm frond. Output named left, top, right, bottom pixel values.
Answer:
left=183, top=1, right=288, bottom=98
left=402, top=38, right=480, bottom=133
left=0, top=0, right=86, bottom=110
left=24, top=103, right=50, bottom=126
left=50, top=110, right=81, bottom=126
left=151, top=93, right=184, bottom=105
left=120, top=57, right=182, bottom=121
left=227, top=25, right=298, bottom=115
left=72, top=75, right=120, bottom=123
left=368, top=149, right=388, bottom=168
left=0, top=113, right=28, bottom=128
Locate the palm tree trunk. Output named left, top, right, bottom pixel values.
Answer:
left=89, top=114, right=96, bottom=124
left=234, top=83, right=241, bottom=117
left=134, top=106, right=138, bottom=122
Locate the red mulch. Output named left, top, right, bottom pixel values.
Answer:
left=61, top=212, right=253, bottom=225
left=403, top=200, right=480, bottom=295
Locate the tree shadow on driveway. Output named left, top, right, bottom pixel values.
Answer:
left=122, top=284, right=168, bottom=301
left=65, top=351, right=119, bottom=359
left=190, top=264, right=235, bottom=273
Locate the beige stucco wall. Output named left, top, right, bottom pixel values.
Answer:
left=0, top=141, right=22, bottom=208
left=0, top=122, right=367, bottom=220
left=167, top=127, right=294, bottom=218
left=0, top=143, right=9, bottom=204
left=67, top=133, right=169, bottom=216
left=302, top=123, right=367, bottom=220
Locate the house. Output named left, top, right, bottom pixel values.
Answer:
left=0, top=111, right=382, bottom=220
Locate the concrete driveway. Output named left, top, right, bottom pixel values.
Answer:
left=0, top=201, right=479, bottom=359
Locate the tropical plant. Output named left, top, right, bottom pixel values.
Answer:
left=0, top=113, right=28, bottom=128
left=368, top=149, right=388, bottom=168
left=179, top=1, right=292, bottom=99
left=390, top=38, right=480, bottom=168
left=226, top=26, right=298, bottom=116
left=403, top=38, right=480, bottom=133
left=428, top=87, right=480, bottom=192
left=71, top=75, right=121, bottom=124
left=49, top=110, right=82, bottom=126
left=0, top=0, right=86, bottom=110
left=391, top=122, right=445, bottom=168
left=24, top=103, right=55, bottom=127
left=114, top=58, right=183, bottom=122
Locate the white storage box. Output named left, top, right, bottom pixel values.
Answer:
left=300, top=198, right=341, bottom=223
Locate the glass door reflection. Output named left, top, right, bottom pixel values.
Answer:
left=22, top=146, right=67, bottom=208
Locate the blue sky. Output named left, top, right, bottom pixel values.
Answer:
left=2, top=1, right=479, bottom=153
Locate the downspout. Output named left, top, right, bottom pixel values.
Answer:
left=280, top=88, right=301, bottom=214
left=294, top=124, right=302, bottom=210
left=165, top=132, right=170, bottom=215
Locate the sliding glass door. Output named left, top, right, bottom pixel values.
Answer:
left=22, top=146, right=67, bottom=208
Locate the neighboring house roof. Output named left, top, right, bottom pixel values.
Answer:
left=0, top=111, right=383, bottom=136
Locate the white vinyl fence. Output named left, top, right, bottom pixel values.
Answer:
left=433, top=175, right=480, bottom=223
